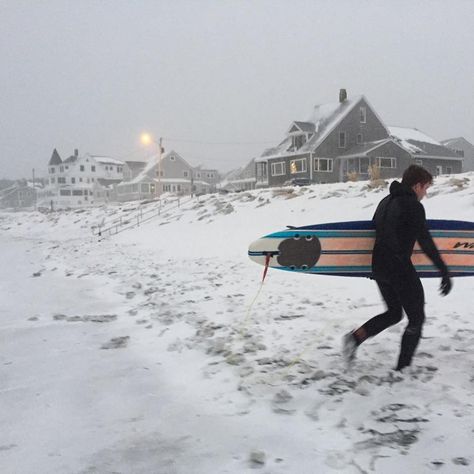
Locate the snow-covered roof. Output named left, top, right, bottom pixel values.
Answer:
left=389, top=126, right=441, bottom=146
left=256, top=95, right=375, bottom=162
left=91, top=156, right=124, bottom=166
left=389, top=126, right=460, bottom=158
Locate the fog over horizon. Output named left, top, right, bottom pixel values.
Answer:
left=1, top=0, right=473, bottom=180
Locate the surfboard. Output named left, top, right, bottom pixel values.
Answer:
left=248, top=219, right=474, bottom=278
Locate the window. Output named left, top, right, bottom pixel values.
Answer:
left=50, top=167, right=55, bottom=174
left=71, top=177, right=75, bottom=184
left=436, top=165, right=443, bottom=175
left=357, top=133, right=363, bottom=144
left=271, top=162, right=286, bottom=176
left=291, top=135, right=306, bottom=150
left=415, top=159, right=423, bottom=165
left=360, top=107, right=367, bottom=123
left=170, top=156, right=175, bottom=161
left=58, top=177, right=66, bottom=184
left=446, top=167, right=452, bottom=174
left=156, top=170, right=164, bottom=177
left=163, top=184, right=171, bottom=192
left=184, top=171, right=189, bottom=177
left=72, top=190, right=83, bottom=196
left=60, top=166, right=64, bottom=172
left=339, top=131, right=346, bottom=148
left=376, top=157, right=397, bottom=168
left=80, top=165, right=85, bottom=172
left=91, top=166, right=96, bottom=172
left=314, top=158, right=333, bottom=172
left=60, top=189, right=71, bottom=196
left=290, top=158, right=307, bottom=174
left=197, top=173, right=201, bottom=178
left=65, top=166, right=69, bottom=170
left=79, top=178, right=83, bottom=182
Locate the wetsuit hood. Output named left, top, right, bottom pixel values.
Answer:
left=389, top=180, right=416, bottom=198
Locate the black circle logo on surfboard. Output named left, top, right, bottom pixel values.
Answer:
left=277, top=235, right=322, bottom=269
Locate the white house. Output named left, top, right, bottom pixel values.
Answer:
left=39, top=149, right=124, bottom=209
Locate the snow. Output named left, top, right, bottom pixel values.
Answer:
left=91, top=156, right=125, bottom=166
left=389, top=126, right=442, bottom=146
left=1, top=173, right=474, bottom=473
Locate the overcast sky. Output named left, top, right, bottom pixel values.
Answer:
left=1, top=0, right=473, bottom=179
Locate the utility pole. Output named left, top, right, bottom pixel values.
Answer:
left=32, top=168, right=37, bottom=211
left=157, top=137, right=163, bottom=198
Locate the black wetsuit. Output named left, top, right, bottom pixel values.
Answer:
left=361, top=181, right=448, bottom=370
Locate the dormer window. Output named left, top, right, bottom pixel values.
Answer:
left=291, top=134, right=306, bottom=150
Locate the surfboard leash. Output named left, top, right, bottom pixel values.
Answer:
left=239, top=252, right=274, bottom=337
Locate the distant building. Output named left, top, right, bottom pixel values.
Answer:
left=441, top=137, right=474, bottom=172
left=388, top=127, right=463, bottom=176
left=39, top=148, right=124, bottom=208
left=220, top=159, right=256, bottom=191
left=116, top=150, right=218, bottom=202
left=255, top=89, right=462, bottom=187
left=0, top=180, right=39, bottom=209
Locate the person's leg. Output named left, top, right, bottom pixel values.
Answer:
left=395, top=273, right=425, bottom=371
left=342, top=280, right=403, bottom=364
left=354, top=280, right=403, bottom=344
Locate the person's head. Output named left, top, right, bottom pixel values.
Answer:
left=401, top=165, right=433, bottom=201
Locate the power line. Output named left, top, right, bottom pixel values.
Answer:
left=162, top=137, right=275, bottom=146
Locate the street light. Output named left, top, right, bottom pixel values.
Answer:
left=140, top=132, right=163, bottom=198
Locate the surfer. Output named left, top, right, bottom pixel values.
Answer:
left=342, top=165, right=452, bottom=371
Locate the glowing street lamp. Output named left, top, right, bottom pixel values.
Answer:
left=140, top=132, right=163, bottom=197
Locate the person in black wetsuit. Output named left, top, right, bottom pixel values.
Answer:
left=342, top=165, right=452, bottom=371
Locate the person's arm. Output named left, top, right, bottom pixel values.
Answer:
left=415, top=204, right=452, bottom=295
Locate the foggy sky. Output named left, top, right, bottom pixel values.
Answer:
left=1, top=0, right=473, bottom=179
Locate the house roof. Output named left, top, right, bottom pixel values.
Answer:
left=257, top=95, right=382, bottom=162
left=63, top=155, right=78, bottom=164
left=441, top=137, right=474, bottom=149
left=125, top=161, right=147, bottom=169
left=48, top=148, right=62, bottom=166
left=290, top=121, right=316, bottom=133
left=91, top=155, right=124, bottom=166
left=97, top=178, right=123, bottom=187
left=389, top=126, right=460, bottom=158
left=339, top=139, right=398, bottom=158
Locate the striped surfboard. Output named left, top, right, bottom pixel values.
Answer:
left=248, top=219, right=474, bottom=278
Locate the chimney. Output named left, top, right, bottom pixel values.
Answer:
left=339, top=88, right=347, bottom=103
left=74, top=148, right=78, bottom=157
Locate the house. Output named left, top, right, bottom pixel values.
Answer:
left=39, top=148, right=125, bottom=208
left=220, top=159, right=256, bottom=191
left=441, top=137, right=474, bottom=172
left=256, top=89, right=400, bottom=187
left=0, top=180, right=39, bottom=209
left=389, top=128, right=463, bottom=176
left=116, top=150, right=217, bottom=202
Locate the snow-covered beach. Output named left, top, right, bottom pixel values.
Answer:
left=1, top=174, right=473, bottom=473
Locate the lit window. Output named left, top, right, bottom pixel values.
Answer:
left=290, top=158, right=307, bottom=174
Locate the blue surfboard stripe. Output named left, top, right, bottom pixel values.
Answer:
left=293, top=219, right=474, bottom=231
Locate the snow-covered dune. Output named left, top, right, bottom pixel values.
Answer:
left=1, top=173, right=473, bottom=473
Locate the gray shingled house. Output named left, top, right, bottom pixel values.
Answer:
left=389, top=127, right=463, bottom=176
left=441, top=137, right=474, bottom=172
left=255, top=89, right=461, bottom=187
